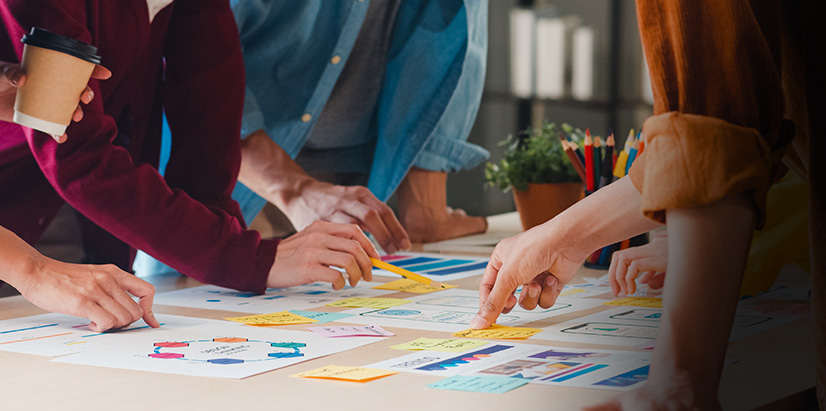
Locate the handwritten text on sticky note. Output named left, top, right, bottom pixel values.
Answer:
left=390, top=338, right=488, bottom=353
left=428, top=375, right=528, bottom=394
left=326, top=297, right=412, bottom=310
left=372, top=279, right=457, bottom=294
left=292, top=365, right=397, bottom=382
left=453, top=324, right=542, bottom=340
left=603, top=297, right=663, bottom=308
left=307, top=324, right=394, bottom=338
left=224, top=311, right=316, bottom=326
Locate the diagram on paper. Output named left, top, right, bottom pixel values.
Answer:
left=149, top=338, right=306, bottom=364
left=154, top=283, right=390, bottom=314
left=537, top=307, right=797, bottom=346
left=412, top=289, right=604, bottom=315
left=54, top=316, right=383, bottom=379
left=366, top=342, right=651, bottom=391
left=340, top=289, right=603, bottom=333
left=374, top=252, right=490, bottom=282
left=0, top=313, right=202, bottom=357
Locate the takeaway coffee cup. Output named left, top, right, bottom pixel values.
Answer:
left=13, top=28, right=101, bottom=137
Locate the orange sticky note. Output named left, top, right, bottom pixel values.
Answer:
left=292, top=365, right=397, bottom=382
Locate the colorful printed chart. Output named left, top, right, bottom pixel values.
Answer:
left=54, top=316, right=384, bottom=379
left=375, top=252, right=490, bottom=282
left=366, top=342, right=652, bottom=391
left=340, top=289, right=604, bottom=333
left=536, top=307, right=796, bottom=346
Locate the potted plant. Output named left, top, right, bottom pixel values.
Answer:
left=485, top=122, right=584, bottom=230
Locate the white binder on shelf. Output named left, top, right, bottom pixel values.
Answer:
left=510, top=8, right=535, bottom=98
left=571, top=26, right=595, bottom=101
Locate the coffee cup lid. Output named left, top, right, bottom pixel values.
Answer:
left=21, top=28, right=101, bottom=65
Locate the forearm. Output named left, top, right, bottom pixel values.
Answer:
left=238, top=129, right=314, bottom=215
left=548, top=176, right=662, bottom=262
left=653, top=193, right=755, bottom=387
left=0, top=226, right=38, bottom=290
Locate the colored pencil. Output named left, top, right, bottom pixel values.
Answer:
left=613, top=129, right=634, bottom=178
left=561, top=138, right=587, bottom=183
left=637, top=131, right=645, bottom=155
left=625, top=135, right=640, bottom=175
left=606, top=132, right=615, bottom=171
left=598, top=145, right=614, bottom=189
left=370, top=258, right=444, bottom=289
left=592, top=136, right=602, bottom=191
left=584, top=130, right=594, bottom=192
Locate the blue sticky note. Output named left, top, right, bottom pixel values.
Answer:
left=288, top=310, right=353, bottom=324
left=427, top=376, right=528, bottom=394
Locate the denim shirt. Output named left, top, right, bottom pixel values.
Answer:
left=231, top=0, right=490, bottom=224
left=134, top=0, right=488, bottom=277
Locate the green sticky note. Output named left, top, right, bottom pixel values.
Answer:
left=428, top=375, right=528, bottom=394
left=289, top=310, right=353, bottom=324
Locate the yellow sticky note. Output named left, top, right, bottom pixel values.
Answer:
left=224, top=311, right=317, bottom=326
left=390, top=338, right=489, bottom=353
left=559, top=288, right=586, bottom=297
left=372, top=279, right=458, bottom=294
left=603, top=297, right=663, bottom=308
left=292, top=365, right=397, bottom=382
left=326, top=297, right=412, bottom=309
left=453, top=324, right=542, bottom=340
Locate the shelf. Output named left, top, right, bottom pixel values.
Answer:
left=482, top=91, right=652, bottom=111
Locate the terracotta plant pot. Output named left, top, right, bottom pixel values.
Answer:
left=513, top=182, right=584, bottom=231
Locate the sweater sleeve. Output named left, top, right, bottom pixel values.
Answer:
left=6, top=0, right=276, bottom=293
left=634, top=0, right=788, bottom=226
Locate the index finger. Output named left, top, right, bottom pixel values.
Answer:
left=473, top=262, right=518, bottom=329
left=116, top=273, right=160, bottom=328
left=327, top=223, right=380, bottom=259
left=364, top=196, right=410, bottom=252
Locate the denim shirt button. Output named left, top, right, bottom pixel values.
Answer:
left=301, top=113, right=312, bottom=123
left=331, top=55, right=341, bottom=64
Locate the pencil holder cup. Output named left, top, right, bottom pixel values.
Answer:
left=583, top=233, right=648, bottom=270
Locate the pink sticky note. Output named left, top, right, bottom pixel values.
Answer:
left=307, top=324, right=395, bottom=338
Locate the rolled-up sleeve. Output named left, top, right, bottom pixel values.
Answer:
left=633, top=0, right=788, bottom=226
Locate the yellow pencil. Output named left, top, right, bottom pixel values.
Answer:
left=370, top=258, right=445, bottom=289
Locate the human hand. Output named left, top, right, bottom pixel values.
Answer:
left=285, top=180, right=410, bottom=254
left=397, top=168, right=487, bottom=243
left=1, top=61, right=111, bottom=142
left=471, top=224, right=584, bottom=329
left=402, top=205, right=488, bottom=244
left=18, top=257, right=159, bottom=332
left=608, top=229, right=667, bottom=296
left=267, top=221, right=380, bottom=290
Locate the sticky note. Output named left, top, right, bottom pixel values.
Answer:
left=452, top=324, right=542, bottom=340
left=427, top=375, right=528, bottom=394
left=326, top=297, right=412, bottom=310
left=603, top=297, right=663, bottom=308
left=292, top=365, right=398, bottom=382
left=224, top=311, right=317, bottom=326
left=372, top=279, right=458, bottom=294
left=307, top=324, right=395, bottom=338
left=288, top=310, right=354, bottom=324
left=390, top=338, right=489, bottom=353
left=559, top=288, right=587, bottom=297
